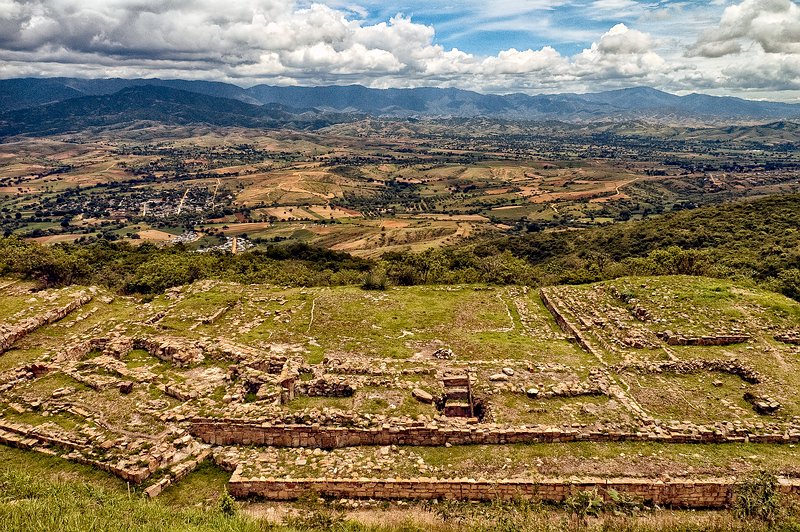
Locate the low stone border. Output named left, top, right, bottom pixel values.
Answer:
left=0, top=294, right=92, bottom=355
left=144, top=449, right=212, bottom=497
left=190, top=419, right=800, bottom=448
left=228, top=472, right=800, bottom=509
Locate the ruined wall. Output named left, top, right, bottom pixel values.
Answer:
left=190, top=420, right=800, bottom=448
left=228, top=474, right=800, bottom=509
left=539, top=288, right=580, bottom=343
left=133, top=337, right=204, bottom=367
left=612, top=359, right=762, bottom=384
left=0, top=420, right=159, bottom=484
left=144, top=449, right=211, bottom=498
left=776, top=333, right=800, bottom=345
left=657, top=331, right=750, bottom=347
left=539, top=288, right=608, bottom=359
left=0, top=294, right=93, bottom=355
left=297, top=378, right=355, bottom=397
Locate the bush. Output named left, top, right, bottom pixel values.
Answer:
left=361, top=269, right=389, bottom=290
left=732, top=471, right=782, bottom=523
left=217, top=489, right=236, bottom=517
left=564, top=489, right=605, bottom=522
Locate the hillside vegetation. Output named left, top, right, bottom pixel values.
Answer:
left=0, top=194, right=798, bottom=301
left=481, top=193, right=800, bottom=297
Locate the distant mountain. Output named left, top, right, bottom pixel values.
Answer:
left=0, top=85, right=334, bottom=137
left=0, top=78, right=260, bottom=111
left=1, top=78, right=799, bottom=133
left=247, top=85, right=800, bottom=122
left=0, top=78, right=85, bottom=112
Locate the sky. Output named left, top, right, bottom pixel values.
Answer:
left=1, top=0, right=799, bottom=101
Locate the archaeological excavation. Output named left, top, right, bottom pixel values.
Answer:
left=1, top=276, right=799, bottom=508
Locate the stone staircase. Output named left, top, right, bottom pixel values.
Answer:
left=442, top=371, right=473, bottom=418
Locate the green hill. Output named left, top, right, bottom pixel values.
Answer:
left=473, top=193, right=800, bottom=298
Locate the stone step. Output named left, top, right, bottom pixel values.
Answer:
left=443, top=402, right=472, bottom=418
left=442, top=376, right=470, bottom=387
left=446, top=387, right=470, bottom=401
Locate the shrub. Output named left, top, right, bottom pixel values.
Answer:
left=361, top=269, right=389, bottom=290
left=564, top=489, right=604, bottom=522
left=732, top=471, right=782, bottom=523
left=217, top=489, right=236, bottom=517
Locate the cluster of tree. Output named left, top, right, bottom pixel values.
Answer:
left=371, top=193, right=800, bottom=301
left=1, top=193, right=798, bottom=301
left=0, top=239, right=371, bottom=294
left=473, top=193, right=800, bottom=300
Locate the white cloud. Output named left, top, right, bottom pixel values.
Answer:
left=691, top=0, right=800, bottom=56
left=670, top=0, right=800, bottom=99
left=0, top=0, right=796, bottom=100
left=0, top=0, right=669, bottom=91
left=480, top=47, right=567, bottom=75
left=574, top=24, right=666, bottom=80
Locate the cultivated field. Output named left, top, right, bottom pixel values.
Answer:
left=3, top=121, right=799, bottom=256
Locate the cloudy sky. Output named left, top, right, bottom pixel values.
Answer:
left=1, top=0, right=799, bottom=100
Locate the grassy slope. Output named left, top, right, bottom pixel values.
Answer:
left=0, top=446, right=270, bottom=532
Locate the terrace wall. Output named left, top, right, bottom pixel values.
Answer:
left=0, top=294, right=92, bottom=354
left=190, top=420, right=800, bottom=448
left=229, top=474, right=800, bottom=509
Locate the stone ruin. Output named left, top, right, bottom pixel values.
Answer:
left=1, top=279, right=799, bottom=509
left=432, top=347, right=454, bottom=360
left=612, top=358, right=762, bottom=385
left=441, top=371, right=474, bottom=418
left=775, top=331, right=800, bottom=345
left=0, top=292, right=93, bottom=355
left=656, top=331, right=751, bottom=347
left=744, top=392, right=782, bottom=415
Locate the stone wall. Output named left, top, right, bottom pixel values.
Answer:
left=190, top=419, right=800, bottom=448
left=612, top=359, right=762, bottom=384
left=133, top=337, right=204, bottom=367
left=0, top=419, right=153, bottom=483
left=228, top=472, right=800, bottom=509
left=297, top=378, right=355, bottom=397
left=657, top=331, right=750, bottom=346
left=539, top=288, right=608, bottom=362
left=144, top=449, right=212, bottom=498
left=539, top=288, right=580, bottom=344
left=776, top=332, right=800, bottom=345
left=0, top=294, right=92, bottom=355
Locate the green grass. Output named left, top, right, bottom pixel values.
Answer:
left=284, top=395, right=354, bottom=412
left=157, top=461, right=231, bottom=509
left=413, top=442, right=800, bottom=479
left=0, top=445, right=271, bottom=531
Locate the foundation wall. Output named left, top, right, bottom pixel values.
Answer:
left=229, top=475, right=800, bottom=509
left=190, top=420, right=800, bottom=448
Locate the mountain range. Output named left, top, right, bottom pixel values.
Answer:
left=1, top=77, right=799, bottom=137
